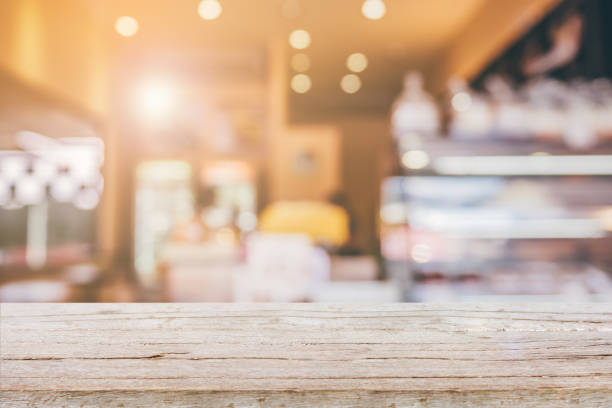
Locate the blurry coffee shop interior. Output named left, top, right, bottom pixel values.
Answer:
left=1, top=0, right=612, bottom=302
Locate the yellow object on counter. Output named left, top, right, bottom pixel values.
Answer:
left=259, top=201, right=349, bottom=247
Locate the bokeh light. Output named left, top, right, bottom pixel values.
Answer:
left=346, top=53, right=368, bottom=73
left=136, top=79, right=176, bottom=120
left=198, top=0, right=223, bottom=20
left=289, top=29, right=311, bottom=49
left=0, top=180, right=8, bottom=205
left=362, top=0, right=386, bottom=20
left=340, top=74, right=362, bottom=94
left=401, top=150, right=430, bottom=170
left=451, top=92, right=472, bottom=112
left=291, top=74, right=312, bottom=94
left=115, top=16, right=139, bottom=37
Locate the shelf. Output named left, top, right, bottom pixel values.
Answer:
left=420, top=138, right=612, bottom=156
left=411, top=218, right=606, bottom=239
left=432, top=154, right=612, bottom=176
left=401, top=138, right=612, bottom=176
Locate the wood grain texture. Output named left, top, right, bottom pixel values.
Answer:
left=1, top=303, right=611, bottom=407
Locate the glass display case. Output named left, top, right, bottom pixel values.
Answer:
left=381, top=139, right=612, bottom=302
left=0, top=135, right=104, bottom=274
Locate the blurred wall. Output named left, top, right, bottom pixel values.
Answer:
left=270, top=126, right=341, bottom=202
left=0, top=0, right=111, bottom=116
left=266, top=41, right=390, bottom=254
left=337, top=115, right=390, bottom=254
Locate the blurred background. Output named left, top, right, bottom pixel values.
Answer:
left=1, top=0, right=612, bottom=302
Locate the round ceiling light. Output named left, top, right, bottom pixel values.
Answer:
left=451, top=92, right=472, bottom=112
left=198, top=0, right=222, bottom=20
left=346, top=53, right=368, bottom=73
left=401, top=150, right=430, bottom=170
left=340, top=74, right=362, bottom=94
left=362, top=0, right=386, bottom=20
left=115, top=16, right=139, bottom=37
left=291, top=74, right=312, bottom=94
left=289, top=29, right=311, bottom=49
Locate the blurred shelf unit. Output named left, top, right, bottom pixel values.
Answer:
left=382, top=0, right=612, bottom=301
left=0, top=68, right=105, bottom=284
left=380, top=138, right=612, bottom=302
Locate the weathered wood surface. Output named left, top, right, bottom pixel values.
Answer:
left=1, top=303, right=611, bottom=407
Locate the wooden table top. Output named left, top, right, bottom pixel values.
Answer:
left=1, top=303, right=611, bottom=407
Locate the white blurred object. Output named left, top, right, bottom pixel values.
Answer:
left=234, top=233, right=329, bottom=302
left=312, top=281, right=400, bottom=302
left=1, top=132, right=104, bottom=208
left=0, top=179, right=9, bottom=205
left=26, top=201, right=48, bottom=269
left=485, top=76, right=529, bottom=138
left=444, top=75, right=612, bottom=148
left=448, top=78, right=493, bottom=139
left=591, top=79, right=612, bottom=136
left=50, top=175, right=79, bottom=203
left=14, top=176, right=45, bottom=206
left=1, top=155, right=27, bottom=179
left=524, top=79, right=567, bottom=139
left=0, top=280, right=70, bottom=302
left=564, top=104, right=597, bottom=150
left=73, top=187, right=100, bottom=210
left=31, top=159, right=57, bottom=183
left=391, top=72, right=440, bottom=145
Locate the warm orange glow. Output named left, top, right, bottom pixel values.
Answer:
left=14, top=0, right=44, bottom=80
left=291, top=53, right=311, bottom=72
